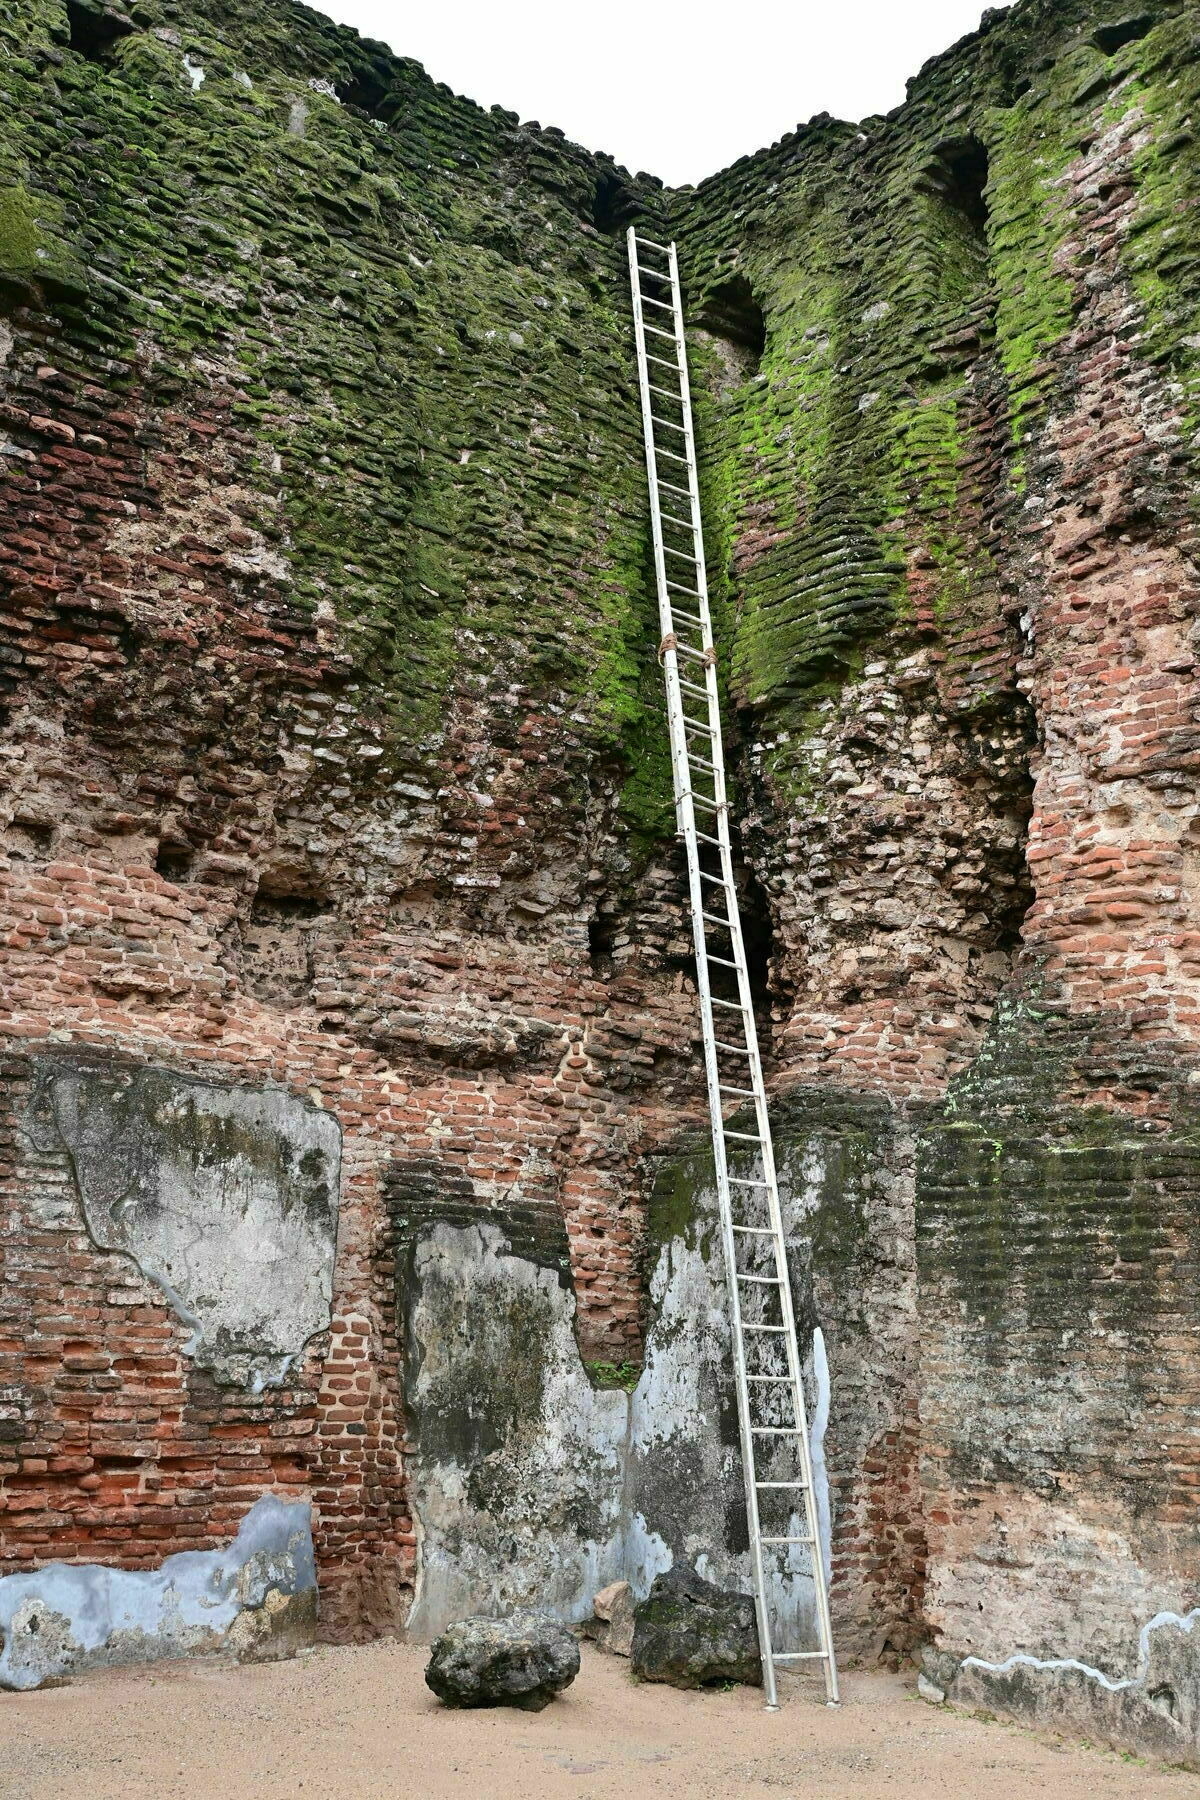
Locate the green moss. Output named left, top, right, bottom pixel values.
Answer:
left=986, top=96, right=1076, bottom=477
left=1118, top=13, right=1200, bottom=497
left=584, top=1359, right=642, bottom=1392
left=0, top=182, right=83, bottom=291
left=644, top=1138, right=716, bottom=1263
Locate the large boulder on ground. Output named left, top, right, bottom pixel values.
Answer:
left=424, top=1612, right=581, bottom=1710
left=631, top=1564, right=761, bottom=1689
left=583, top=1580, right=636, bottom=1657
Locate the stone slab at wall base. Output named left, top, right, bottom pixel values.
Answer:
left=0, top=1496, right=316, bottom=1692
left=927, top=1610, right=1200, bottom=1770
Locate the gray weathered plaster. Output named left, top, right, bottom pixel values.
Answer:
left=0, top=1495, right=317, bottom=1691
left=625, top=1161, right=831, bottom=1652
left=403, top=1220, right=629, bottom=1638
left=22, top=1059, right=341, bottom=1389
left=399, top=1148, right=834, bottom=1650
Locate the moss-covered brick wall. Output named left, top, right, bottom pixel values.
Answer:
left=1, top=0, right=1199, bottom=1743
left=669, top=0, right=1200, bottom=1103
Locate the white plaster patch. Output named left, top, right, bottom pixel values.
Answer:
left=23, top=1062, right=341, bottom=1390
left=402, top=1152, right=835, bottom=1653
left=0, top=1496, right=314, bottom=1690
left=404, top=1221, right=628, bottom=1639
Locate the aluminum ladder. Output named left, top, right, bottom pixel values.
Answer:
left=626, top=227, right=840, bottom=1710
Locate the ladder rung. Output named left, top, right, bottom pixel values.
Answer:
left=707, top=953, right=738, bottom=969
left=710, top=997, right=743, bottom=1010
left=666, top=580, right=701, bottom=594
left=646, top=353, right=681, bottom=370
left=674, top=608, right=704, bottom=627
left=698, top=870, right=727, bottom=885
left=752, top=1425, right=802, bottom=1433
left=732, top=1226, right=774, bottom=1235
left=660, top=511, right=693, bottom=529
left=747, top=1378, right=792, bottom=1385
left=649, top=384, right=682, bottom=403
left=738, top=1274, right=781, bottom=1285
left=701, top=909, right=731, bottom=925
left=714, top=1040, right=752, bottom=1055
left=743, top=1325, right=787, bottom=1334
left=644, top=324, right=679, bottom=341
left=688, top=752, right=717, bottom=770
left=652, top=414, right=687, bottom=432
left=727, top=1177, right=769, bottom=1187
left=663, top=544, right=696, bottom=560
left=678, top=677, right=709, bottom=696
left=695, top=830, right=723, bottom=847
left=634, top=234, right=670, bottom=251
left=724, top=1130, right=762, bottom=1142
left=757, top=1480, right=809, bottom=1487
left=720, top=1085, right=756, bottom=1097
left=772, top=1651, right=829, bottom=1661
left=642, top=295, right=674, bottom=311
left=636, top=262, right=669, bottom=278
left=656, top=446, right=689, bottom=464
left=675, top=641, right=713, bottom=662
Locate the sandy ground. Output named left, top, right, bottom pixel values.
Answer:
left=2, top=1641, right=1199, bottom=1800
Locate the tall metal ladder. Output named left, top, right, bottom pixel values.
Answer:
left=626, top=227, right=839, bottom=1711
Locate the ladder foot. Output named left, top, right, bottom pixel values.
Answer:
left=764, top=1702, right=781, bottom=1713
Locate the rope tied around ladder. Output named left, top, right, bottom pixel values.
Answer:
left=658, top=634, right=719, bottom=668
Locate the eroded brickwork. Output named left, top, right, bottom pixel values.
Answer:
left=2, top=0, right=1200, bottom=1734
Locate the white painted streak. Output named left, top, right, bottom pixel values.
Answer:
left=810, top=1325, right=833, bottom=1592
left=963, top=1606, right=1200, bottom=1693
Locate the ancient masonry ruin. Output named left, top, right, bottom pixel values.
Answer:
left=1, top=0, right=1199, bottom=1758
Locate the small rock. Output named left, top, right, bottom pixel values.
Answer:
left=585, top=1580, right=635, bottom=1658
left=631, top=1565, right=761, bottom=1689
left=917, top=1672, right=946, bottom=1704
left=424, top=1613, right=580, bottom=1711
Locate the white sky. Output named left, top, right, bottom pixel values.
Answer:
left=318, top=0, right=997, bottom=187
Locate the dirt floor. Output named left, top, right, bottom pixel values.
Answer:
left=2, top=1641, right=1199, bottom=1800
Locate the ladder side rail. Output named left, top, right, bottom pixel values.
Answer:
left=665, top=236, right=838, bottom=1709
left=699, top=579, right=839, bottom=1706
left=628, top=228, right=839, bottom=1711
left=665, top=243, right=720, bottom=668
left=627, top=237, right=756, bottom=1533
left=703, top=723, right=840, bottom=1703
left=660, top=237, right=780, bottom=1709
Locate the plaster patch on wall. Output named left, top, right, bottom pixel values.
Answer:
left=397, top=1148, right=833, bottom=1652
left=809, top=1326, right=833, bottom=1593
left=0, top=1495, right=316, bottom=1691
left=627, top=1180, right=825, bottom=1651
left=401, top=1219, right=628, bottom=1639
left=22, top=1060, right=341, bottom=1389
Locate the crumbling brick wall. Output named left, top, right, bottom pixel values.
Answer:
left=666, top=0, right=1200, bottom=1721
left=2, top=0, right=1199, bottom=1718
